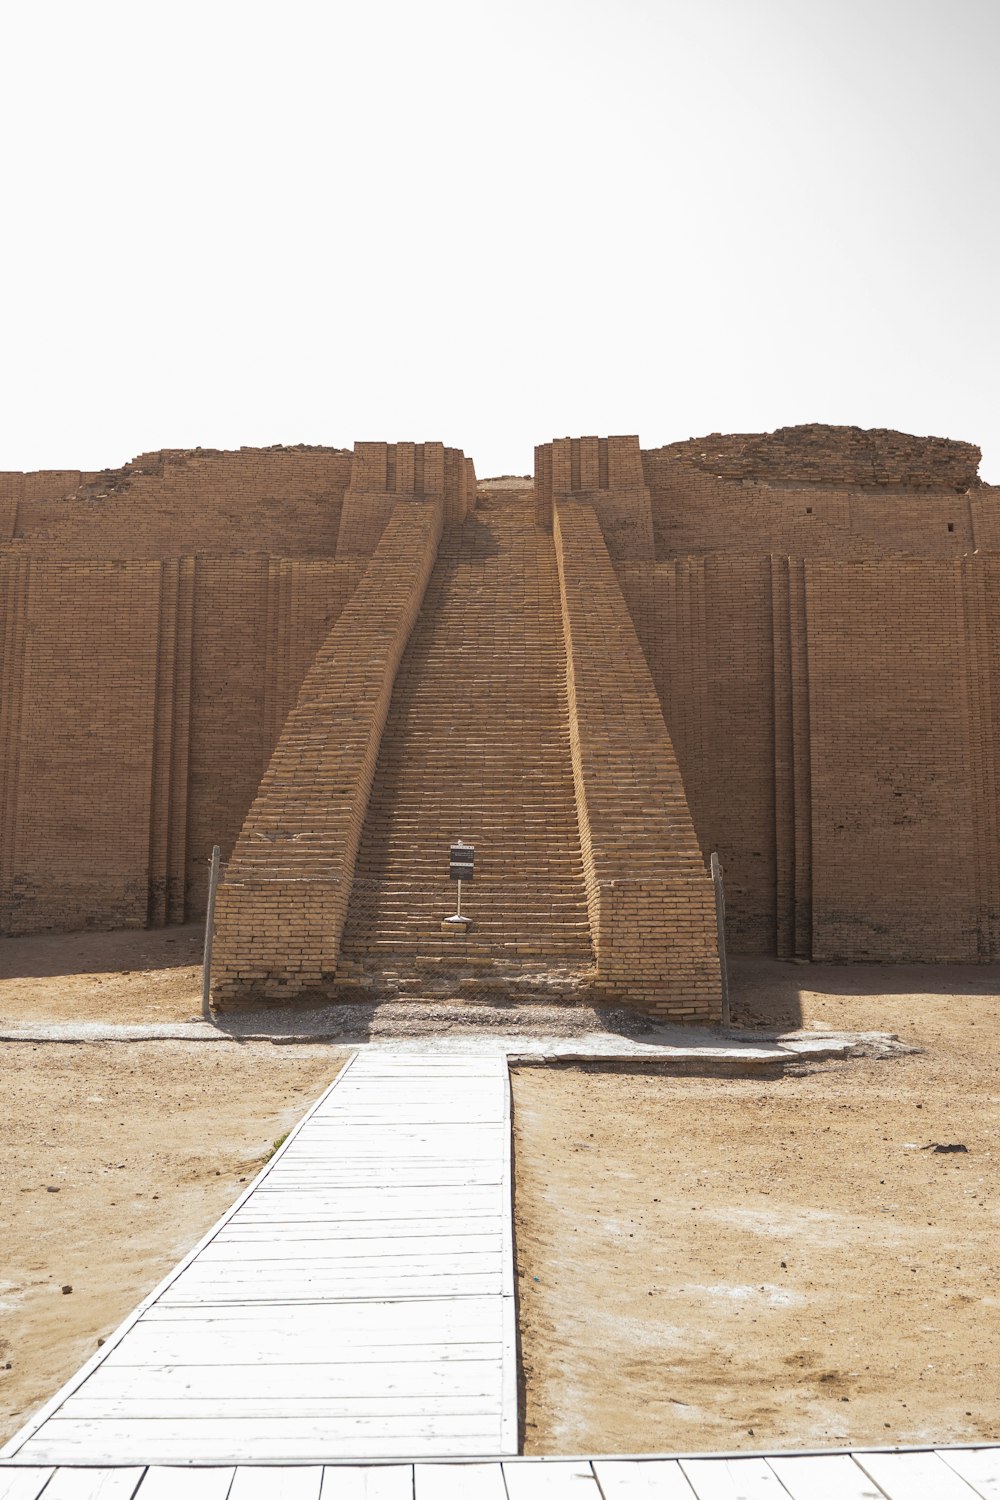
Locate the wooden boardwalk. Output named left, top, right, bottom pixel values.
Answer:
left=3, top=1047, right=999, bottom=1495
left=1, top=1053, right=517, bottom=1466
left=1, top=1448, right=999, bottom=1497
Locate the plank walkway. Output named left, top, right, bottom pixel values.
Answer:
left=3, top=1049, right=998, bottom=1496
left=1, top=1053, right=517, bottom=1465
left=0, top=1448, right=999, bottom=1498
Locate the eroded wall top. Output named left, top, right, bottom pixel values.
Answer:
left=1, top=445, right=354, bottom=558
left=645, top=424, right=982, bottom=491
left=640, top=424, right=997, bottom=560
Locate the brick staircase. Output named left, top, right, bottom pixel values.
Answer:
left=339, top=489, right=594, bottom=997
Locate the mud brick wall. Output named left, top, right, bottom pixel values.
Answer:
left=619, top=551, right=1000, bottom=963
left=0, top=554, right=365, bottom=934
left=6, top=448, right=352, bottom=559
left=806, top=561, right=981, bottom=961
left=618, top=555, right=778, bottom=955
left=182, top=557, right=364, bottom=913
left=553, top=498, right=722, bottom=1020
left=971, top=487, right=1000, bottom=550
left=0, top=560, right=163, bottom=932
left=337, top=442, right=476, bottom=555
left=210, top=499, right=445, bottom=1005
left=2, top=425, right=999, bottom=974
left=643, top=460, right=983, bottom=561
left=0, top=472, right=86, bottom=543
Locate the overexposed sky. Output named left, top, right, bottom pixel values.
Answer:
left=1, top=0, right=998, bottom=479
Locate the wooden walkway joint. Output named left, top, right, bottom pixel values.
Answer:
left=1, top=1448, right=999, bottom=1498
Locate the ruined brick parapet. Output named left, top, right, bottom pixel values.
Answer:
left=646, top=424, right=982, bottom=491
left=3, top=448, right=353, bottom=559
left=337, top=442, right=476, bottom=555
left=534, top=435, right=654, bottom=559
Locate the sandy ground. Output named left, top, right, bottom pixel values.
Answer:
left=0, top=1040, right=346, bottom=1445
left=513, top=957, right=1000, bottom=1454
left=0, top=925, right=207, bottom=1026
left=3, top=928, right=999, bottom=1458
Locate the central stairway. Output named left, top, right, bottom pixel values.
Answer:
left=339, top=488, right=594, bottom=996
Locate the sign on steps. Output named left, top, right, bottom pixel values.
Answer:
left=444, top=841, right=475, bottom=932
left=449, top=841, right=475, bottom=881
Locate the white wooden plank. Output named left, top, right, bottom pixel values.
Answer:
left=254, top=1171, right=504, bottom=1187
left=858, top=1451, right=981, bottom=1499
left=37, top=1416, right=502, bottom=1444
left=680, top=1456, right=788, bottom=1499
left=0, top=1471, right=56, bottom=1500
left=413, top=1461, right=507, bottom=1498
left=594, top=1458, right=696, bottom=1496
left=66, top=1396, right=500, bottom=1421
left=86, top=1363, right=502, bottom=1400
left=165, top=1254, right=504, bottom=1276
left=317, top=1112, right=501, bottom=1121
left=228, top=1467, right=322, bottom=1499
left=162, top=1272, right=505, bottom=1297
left=166, top=1265, right=505, bottom=1289
left=320, top=1467, right=414, bottom=1499
left=136, top=1468, right=236, bottom=1499
left=20, top=1427, right=502, bottom=1464
left=200, top=1235, right=501, bottom=1260
left=279, top=1134, right=501, bottom=1147
left=175, top=1251, right=504, bottom=1275
left=237, top=1188, right=501, bottom=1208
left=216, top=1219, right=504, bottom=1241
left=139, top=1296, right=505, bottom=1328
left=159, top=1275, right=503, bottom=1303
left=229, top=1208, right=501, bottom=1225
left=231, top=1203, right=502, bottom=1220
left=939, top=1449, right=1000, bottom=1498
left=37, top=1470, right=145, bottom=1499
left=502, top=1462, right=602, bottom=1497
left=767, top=1454, right=886, bottom=1499
left=309, top=1119, right=503, bottom=1129
left=309, top=1106, right=503, bottom=1116
left=103, top=1333, right=501, bottom=1365
left=281, top=1149, right=499, bottom=1162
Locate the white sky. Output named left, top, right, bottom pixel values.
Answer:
left=1, top=0, right=998, bottom=480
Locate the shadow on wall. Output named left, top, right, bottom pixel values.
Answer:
left=0, top=923, right=203, bottom=981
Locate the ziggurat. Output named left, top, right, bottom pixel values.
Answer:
left=2, top=425, right=997, bottom=1022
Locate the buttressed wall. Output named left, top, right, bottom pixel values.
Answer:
left=1, top=423, right=997, bottom=1020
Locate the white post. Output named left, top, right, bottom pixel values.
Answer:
left=201, top=845, right=221, bottom=1021
left=456, top=877, right=463, bottom=919
left=710, top=850, right=730, bottom=1027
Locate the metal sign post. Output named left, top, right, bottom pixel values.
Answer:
left=443, top=841, right=475, bottom=933
left=710, top=850, right=731, bottom=1027
left=201, top=845, right=221, bottom=1021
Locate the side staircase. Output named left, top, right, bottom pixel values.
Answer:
left=338, top=489, right=594, bottom=1000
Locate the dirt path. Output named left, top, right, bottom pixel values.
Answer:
left=513, top=959, right=1000, bottom=1455
left=0, top=1040, right=346, bottom=1444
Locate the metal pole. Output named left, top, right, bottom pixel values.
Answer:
left=456, top=878, right=462, bottom=919
left=201, top=844, right=221, bottom=1021
left=710, top=851, right=731, bottom=1027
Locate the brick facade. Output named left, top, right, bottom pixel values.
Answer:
left=1, top=422, right=998, bottom=1018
